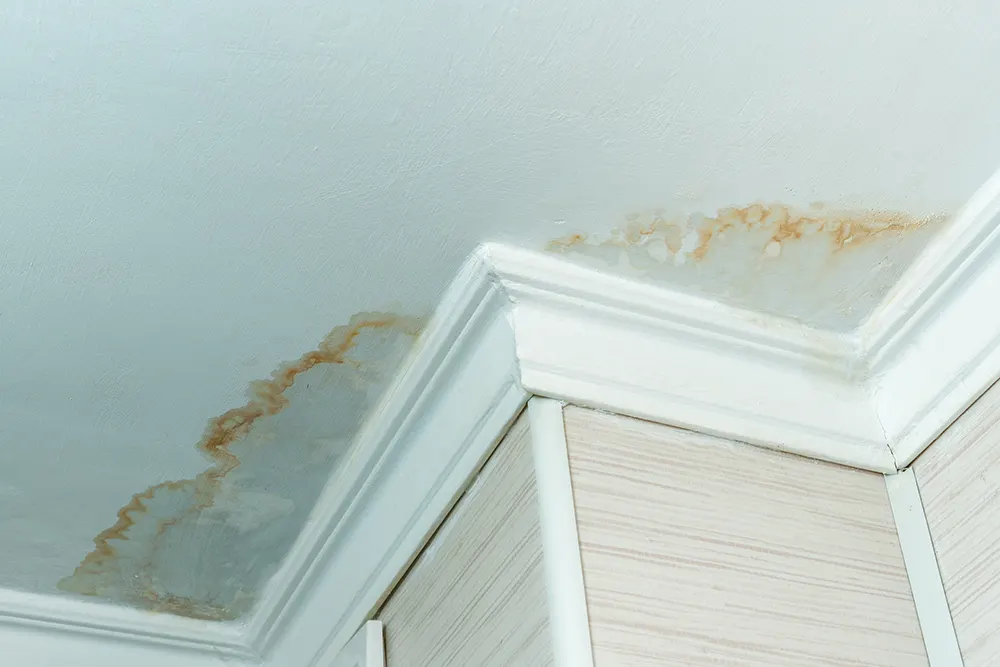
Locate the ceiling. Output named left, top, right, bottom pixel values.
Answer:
left=2, top=0, right=1000, bottom=621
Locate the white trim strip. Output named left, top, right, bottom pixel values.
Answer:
left=885, top=469, right=964, bottom=666
left=0, top=589, right=253, bottom=658
left=527, top=398, right=596, bottom=667
left=488, top=242, right=893, bottom=472
left=325, top=621, right=384, bottom=667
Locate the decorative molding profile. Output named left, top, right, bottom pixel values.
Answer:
left=0, top=251, right=529, bottom=667
left=486, top=243, right=893, bottom=472
left=5, top=167, right=1000, bottom=665
left=862, top=167, right=1000, bottom=467
left=0, top=588, right=255, bottom=666
left=254, top=253, right=528, bottom=667
left=526, top=398, right=596, bottom=667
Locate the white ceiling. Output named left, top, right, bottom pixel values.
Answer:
left=3, top=0, right=1000, bottom=620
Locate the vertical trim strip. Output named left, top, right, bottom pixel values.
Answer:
left=527, top=398, right=596, bottom=667
left=885, top=469, right=964, bottom=666
left=325, top=620, right=384, bottom=667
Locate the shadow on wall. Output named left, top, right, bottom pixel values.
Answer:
left=58, top=313, right=423, bottom=621
left=547, top=202, right=948, bottom=331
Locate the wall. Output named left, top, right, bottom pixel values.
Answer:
left=375, top=412, right=552, bottom=667
left=913, top=380, right=1000, bottom=667
left=563, top=406, right=926, bottom=666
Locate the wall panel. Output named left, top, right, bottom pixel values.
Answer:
left=564, top=406, right=925, bottom=667
left=376, top=413, right=552, bottom=667
left=914, top=380, right=1000, bottom=667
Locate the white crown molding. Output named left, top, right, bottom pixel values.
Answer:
left=484, top=243, right=894, bottom=472
left=252, top=252, right=528, bottom=667
left=862, top=167, right=1000, bottom=466
left=0, top=588, right=255, bottom=666
left=6, top=171, right=1000, bottom=664
left=0, top=251, right=527, bottom=667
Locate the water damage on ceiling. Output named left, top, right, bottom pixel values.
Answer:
left=57, top=313, right=422, bottom=621
left=548, top=202, right=948, bottom=331
left=50, top=202, right=945, bottom=623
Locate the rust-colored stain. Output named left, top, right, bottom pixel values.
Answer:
left=547, top=202, right=949, bottom=330
left=58, top=312, right=423, bottom=620
left=548, top=202, right=944, bottom=261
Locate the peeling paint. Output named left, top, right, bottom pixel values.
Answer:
left=548, top=203, right=948, bottom=330
left=57, top=313, right=422, bottom=620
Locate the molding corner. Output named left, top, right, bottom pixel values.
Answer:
left=864, top=168, right=1000, bottom=467
left=484, top=243, right=894, bottom=472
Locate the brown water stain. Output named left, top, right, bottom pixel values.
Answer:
left=546, top=202, right=949, bottom=331
left=548, top=202, right=944, bottom=261
left=58, top=312, right=423, bottom=620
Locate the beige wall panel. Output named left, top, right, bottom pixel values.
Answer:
left=376, top=413, right=553, bottom=667
left=914, top=379, right=1000, bottom=667
left=564, top=406, right=925, bottom=667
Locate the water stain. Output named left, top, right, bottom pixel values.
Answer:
left=548, top=202, right=948, bottom=331
left=58, top=312, right=423, bottom=620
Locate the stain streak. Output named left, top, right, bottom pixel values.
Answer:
left=546, top=201, right=948, bottom=330
left=548, top=202, right=944, bottom=261
left=59, top=313, right=422, bottom=620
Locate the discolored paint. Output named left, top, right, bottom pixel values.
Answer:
left=548, top=203, right=948, bottom=331
left=57, top=313, right=422, bottom=620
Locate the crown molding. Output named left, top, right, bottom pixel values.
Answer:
left=6, top=171, right=1000, bottom=664
left=0, top=251, right=527, bottom=667
left=0, top=588, right=255, bottom=665
left=254, top=241, right=908, bottom=666
left=862, top=167, right=1000, bottom=466
left=483, top=243, right=893, bottom=472
left=251, top=253, right=527, bottom=667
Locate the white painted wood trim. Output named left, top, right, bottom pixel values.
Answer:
left=325, top=621, right=384, bottom=667
left=885, top=469, right=964, bottom=666
left=526, top=398, right=595, bottom=667
left=253, top=252, right=529, bottom=667
left=0, top=246, right=528, bottom=667
left=863, top=166, right=1000, bottom=466
left=0, top=589, right=257, bottom=666
left=484, top=243, right=894, bottom=472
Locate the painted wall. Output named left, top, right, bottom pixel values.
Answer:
left=4, top=0, right=1000, bottom=618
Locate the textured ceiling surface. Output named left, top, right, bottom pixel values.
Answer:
left=2, top=0, right=999, bottom=620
